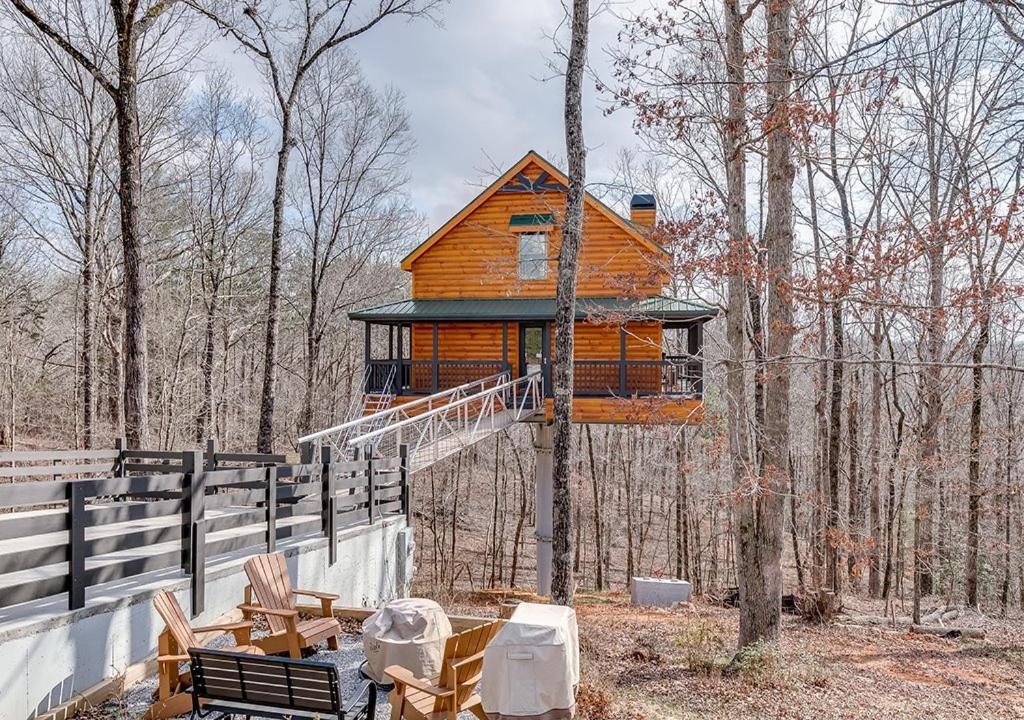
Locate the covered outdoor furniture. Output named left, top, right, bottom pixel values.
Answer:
left=362, top=597, right=454, bottom=684
left=239, top=552, right=342, bottom=658
left=146, top=590, right=264, bottom=720
left=480, top=602, right=580, bottom=720
left=385, top=619, right=503, bottom=720
left=188, top=647, right=376, bottom=719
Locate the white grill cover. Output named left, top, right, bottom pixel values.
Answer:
left=481, top=602, right=579, bottom=720
left=361, top=598, right=453, bottom=684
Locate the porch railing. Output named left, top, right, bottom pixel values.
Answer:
left=367, top=356, right=703, bottom=398
left=367, top=359, right=508, bottom=395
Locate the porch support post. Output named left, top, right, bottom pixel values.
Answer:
left=364, top=322, right=371, bottom=367
left=542, top=322, right=552, bottom=397
left=619, top=325, right=628, bottom=396
left=688, top=322, right=702, bottom=356
left=534, top=423, right=554, bottom=597
left=501, top=322, right=509, bottom=373
left=432, top=322, right=439, bottom=393
left=397, top=324, right=405, bottom=394
left=689, top=322, right=704, bottom=397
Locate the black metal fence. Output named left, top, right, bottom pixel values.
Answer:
left=0, top=440, right=409, bottom=617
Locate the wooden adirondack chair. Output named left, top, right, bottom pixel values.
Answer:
left=145, top=591, right=264, bottom=720
left=238, top=552, right=342, bottom=659
left=384, top=620, right=503, bottom=720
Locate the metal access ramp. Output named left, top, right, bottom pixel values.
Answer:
left=299, top=371, right=542, bottom=474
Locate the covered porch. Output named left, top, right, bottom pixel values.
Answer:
left=350, top=296, right=714, bottom=401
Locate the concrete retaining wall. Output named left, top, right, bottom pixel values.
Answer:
left=0, top=517, right=412, bottom=720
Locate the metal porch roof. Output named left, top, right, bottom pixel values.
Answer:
left=348, top=296, right=717, bottom=323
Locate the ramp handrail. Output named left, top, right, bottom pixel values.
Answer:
left=298, top=370, right=509, bottom=445
left=348, top=371, right=540, bottom=447
left=351, top=371, right=541, bottom=473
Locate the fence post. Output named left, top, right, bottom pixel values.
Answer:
left=321, top=446, right=336, bottom=564
left=266, top=465, right=277, bottom=553
left=299, top=440, right=314, bottom=465
left=182, top=450, right=205, bottom=617
left=113, top=436, right=127, bottom=476
left=68, top=480, right=86, bottom=610
left=205, top=437, right=218, bottom=471
left=399, top=444, right=411, bottom=526
left=365, top=445, right=375, bottom=526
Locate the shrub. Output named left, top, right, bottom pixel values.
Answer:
left=576, top=683, right=644, bottom=720
left=675, top=617, right=726, bottom=674
left=727, top=640, right=784, bottom=688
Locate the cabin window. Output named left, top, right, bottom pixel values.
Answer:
left=518, top=232, right=547, bottom=280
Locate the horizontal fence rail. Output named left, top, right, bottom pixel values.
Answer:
left=0, top=440, right=409, bottom=617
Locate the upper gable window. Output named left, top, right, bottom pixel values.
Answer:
left=519, top=232, right=548, bottom=280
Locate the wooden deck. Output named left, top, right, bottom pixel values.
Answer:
left=387, top=393, right=704, bottom=425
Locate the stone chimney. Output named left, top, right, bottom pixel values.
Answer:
left=630, top=194, right=656, bottom=229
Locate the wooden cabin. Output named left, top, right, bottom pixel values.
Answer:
left=349, top=151, right=715, bottom=424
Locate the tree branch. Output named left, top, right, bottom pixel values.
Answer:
left=6, top=0, right=118, bottom=97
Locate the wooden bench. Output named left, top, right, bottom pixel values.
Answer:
left=188, top=648, right=376, bottom=720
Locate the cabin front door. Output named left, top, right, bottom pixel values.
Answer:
left=518, top=322, right=550, bottom=394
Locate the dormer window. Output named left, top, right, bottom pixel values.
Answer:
left=510, top=214, right=553, bottom=281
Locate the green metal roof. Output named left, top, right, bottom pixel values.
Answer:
left=349, top=296, right=717, bottom=323
left=509, top=213, right=554, bottom=228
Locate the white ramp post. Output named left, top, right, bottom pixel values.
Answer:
left=534, top=423, right=553, bottom=597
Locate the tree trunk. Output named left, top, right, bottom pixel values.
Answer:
left=735, top=0, right=793, bottom=647
left=80, top=227, right=95, bottom=449
left=676, top=432, right=690, bottom=581
left=195, top=290, right=218, bottom=443
left=867, top=305, right=884, bottom=596
left=300, top=261, right=321, bottom=437
left=847, top=368, right=861, bottom=587
left=550, top=0, right=589, bottom=606
left=256, top=110, right=293, bottom=452
left=965, top=310, right=989, bottom=607
left=585, top=424, right=605, bottom=590
left=113, top=29, right=148, bottom=448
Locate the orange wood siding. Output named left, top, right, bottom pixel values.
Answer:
left=410, top=162, right=668, bottom=299
left=410, top=321, right=662, bottom=365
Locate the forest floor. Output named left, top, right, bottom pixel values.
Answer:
left=447, top=590, right=1024, bottom=720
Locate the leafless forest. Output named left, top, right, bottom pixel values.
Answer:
left=2, top=0, right=1024, bottom=631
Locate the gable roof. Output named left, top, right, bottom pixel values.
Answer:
left=399, top=150, right=670, bottom=271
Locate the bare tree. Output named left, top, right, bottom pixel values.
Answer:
left=188, top=0, right=441, bottom=452
left=180, top=72, right=267, bottom=442
left=5, top=0, right=194, bottom=446
left=291, top=52, right=416, bottom=435
left=0, top=22, right=118, bottom=448
left=550, top=0, right=590, bottom=607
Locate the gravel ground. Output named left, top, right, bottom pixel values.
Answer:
left=83, top=632, right=478, bottom=720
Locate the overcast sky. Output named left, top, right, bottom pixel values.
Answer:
left=340, top=1, right=643, bottom=228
